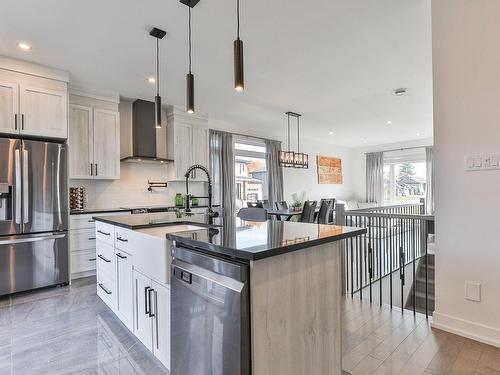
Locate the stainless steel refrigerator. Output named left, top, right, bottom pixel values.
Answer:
left=0, top=138, right=69, bottom=296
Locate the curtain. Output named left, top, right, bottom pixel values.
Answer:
left=425, top=146, right=434, bottom=214
left=209, top=130, right=235, bottom=216
left=265, top=139, right=284, bottom=208
left=366, top=152, right=384, bottom=205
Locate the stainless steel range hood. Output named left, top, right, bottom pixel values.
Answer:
left=120, top=99, right=173, bottom=164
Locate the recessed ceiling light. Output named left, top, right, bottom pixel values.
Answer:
left=387, top=120, right=392, bottom=125
left=329, top=131, right=334, bottom=135
left=393, top=88, right=408, bottom=96
left=146, top=77, right=156, bottom=84
left=363, top=140, right=368, bottom=144
left=17, top=42, right=32, bottom=51
left=416, top=132, right=421, bottom=136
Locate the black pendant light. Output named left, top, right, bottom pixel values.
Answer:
left=181, top=0, right=198, bottom=113
left=234, top=0, right=244, bottom=91
left=279, top=112, right=309, bottom=169
left=149, top=27, right=166, bottom=129
left=186, top=6, right=195, bottom=113
left=279, top=112, right=296, bottom=168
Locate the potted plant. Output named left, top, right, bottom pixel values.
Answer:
left=290, top=192, right=306, bottom=212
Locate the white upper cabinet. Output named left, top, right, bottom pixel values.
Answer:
left=68, top=104, right=93, bottom=178
left=93, top=108, right=120, bottom=179
left=166, top=106, right=209, bottom=182
left=0, top=59, right=69, bottom=139
left=0, top=81, right=19, bottom=135
left=20, top=85, right=68, bottom=139
left=68, top=95, right=120, bottom=180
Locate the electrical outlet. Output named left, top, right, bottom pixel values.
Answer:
left=465, top=281, right=481, bottom=302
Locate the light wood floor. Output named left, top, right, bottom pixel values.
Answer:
left=342, top=297, right=500, bottom=375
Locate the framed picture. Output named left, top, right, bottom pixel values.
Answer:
left=317, top=155, right=343, bottom=184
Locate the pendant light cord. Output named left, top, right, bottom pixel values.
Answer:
left=287, top=113, right=291, bottom=151
left=297, top=115, right=300, bottom=153
left=188, top=7, right=192, bottom=73
left=156, top=38, right=160, bottom=96
left=236, top=0, right=240, bottom=40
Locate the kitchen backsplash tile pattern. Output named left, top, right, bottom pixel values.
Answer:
left=70, top=162, right=205, bottom=209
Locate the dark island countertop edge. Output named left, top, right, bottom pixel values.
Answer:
left=167, top=227, right=367, bottom=261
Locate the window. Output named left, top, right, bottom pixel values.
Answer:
left=383, top=148, right=427, bottom=205
left=233, top=137, right=267, bottom=211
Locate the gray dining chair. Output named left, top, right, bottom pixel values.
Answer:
left=299, top=201, right=317, bottom=223
left=259, top=200, right=271, bottom=209
left=275, top=201, right=288, bottom=211
left=247, top=201, right=264, bottom=208
left=237, top=207, right=268, bottom=221
left=317, top=199, right=334, bottom=224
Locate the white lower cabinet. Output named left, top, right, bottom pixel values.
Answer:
left=133, top=270, right=171, bottom=369
left=96, top=225, right=170, bottom=371
left=116, top=250, right=133, bottom=331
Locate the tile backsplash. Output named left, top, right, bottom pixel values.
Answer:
left=70, top=162, right=206, bottom=209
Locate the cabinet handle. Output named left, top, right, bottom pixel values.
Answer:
left=155, top=290, right=159, bottom=349
left=90, top=163, right=93, bottom=176
left=21, top=114, right=24, bottom=130
left=98, top=254, right=111, bottom=263
left=116, top=252, right=127, bottom=259
left=88, top=219, right=95, bottom=223
left=148, top=288, right=155, bottom=317
left=116, top=236, right=128, bottom=243
left=97, top=230, right=110, bottom=236
left=145, top=286, right=151, bottom=315
left=88, top=237, right=96, bottom=240
left=14, top=114, right=18, bottom=130
left=98, top=283, right=112, bottom=295
left=95, top=163, right=98, bottom=176
left=88, top=258, right=96, bottom=261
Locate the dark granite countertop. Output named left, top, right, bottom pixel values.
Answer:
left=93, top=212, right=218, bottom=229
left=167, top=218, right=366, bottom=261
left=93, top=213, right=366, bottom=261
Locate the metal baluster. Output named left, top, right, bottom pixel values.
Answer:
left=368, top=217, right=372, bottom=304
left=350, top=219, right=354, bottom=298
left=389, top=216, right=393, bottom=308
left=412, top=219, right=416, bottom=315
left=379, top=216, right=383, bottom=306
left=400, top=218, right=405, bottom=313
left=358, top=216, right=363, bottom=300
left=425, top=219, right=429, bottom=319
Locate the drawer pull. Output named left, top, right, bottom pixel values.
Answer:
left=88, top=237, right=96, bottom=240
left=88, top=258, right=96, bottom=261
left=98, top=254, right=111, bottom=263
left=97, top=230, right=110, bottom=236
left=116, top=253, right=127, bottom=259
left=116, top=236, right=128, bottom=243
left=88, top=219, right=95, bottom=223
left=98, top=283, right=112, bottom=295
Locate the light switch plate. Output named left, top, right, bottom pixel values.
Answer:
left=465, top=281, right=481, bottom=302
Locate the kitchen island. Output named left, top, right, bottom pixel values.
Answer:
left=93, top=212, right=365, bottom=375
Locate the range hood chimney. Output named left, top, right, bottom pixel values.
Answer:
left=120, top=99, right=173, bottom=164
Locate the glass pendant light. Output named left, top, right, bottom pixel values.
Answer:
left=234, top=0, right=244, bottom=91
left=186, top=6, right=195, bottom=113
left=149, top=28, right=166, bottom=129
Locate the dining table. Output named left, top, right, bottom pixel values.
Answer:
left=267, top=208, right=320, bottom=221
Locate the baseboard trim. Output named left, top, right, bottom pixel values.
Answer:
left=71, top=270, right=96, bottom=280
left=432, top=311, right=500, bottom=348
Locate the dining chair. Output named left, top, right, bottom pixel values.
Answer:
left=237, top=207, right=268, bottom=221
left=275, top=201, right=288, bottom=211
left=299, top=201, right=317, bottom=223
left=317, top=199, right=334, bottom=224
left=247, top=201, right=264, bottom=208
left=259, top=200, right=271, bottom=209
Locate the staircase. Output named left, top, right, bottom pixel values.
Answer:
left=405, top=252, right=435, bottom=315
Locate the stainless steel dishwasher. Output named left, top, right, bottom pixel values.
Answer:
left=171, top=244, right=251, bottom=375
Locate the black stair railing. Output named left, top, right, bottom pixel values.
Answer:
left=336, top=201, right=435, bottom=319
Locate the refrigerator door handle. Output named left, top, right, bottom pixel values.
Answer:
left=14, top=149, right=21, bottom=225
left=22, top=148, right=29, bottom=224
left=0, top=233, right=66, bottom=245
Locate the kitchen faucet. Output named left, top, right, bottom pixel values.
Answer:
left=184, top=164, right=218, bottom=218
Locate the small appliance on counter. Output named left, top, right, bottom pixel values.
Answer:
left=69, top=187, right=86, bottom=210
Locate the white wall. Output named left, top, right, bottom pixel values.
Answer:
left=432, top=0, right=500, bottom=346
left=282, top=139, right=360, bottom=203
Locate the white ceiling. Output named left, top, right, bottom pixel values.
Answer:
left=0, top=0, right=432, bottom=147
